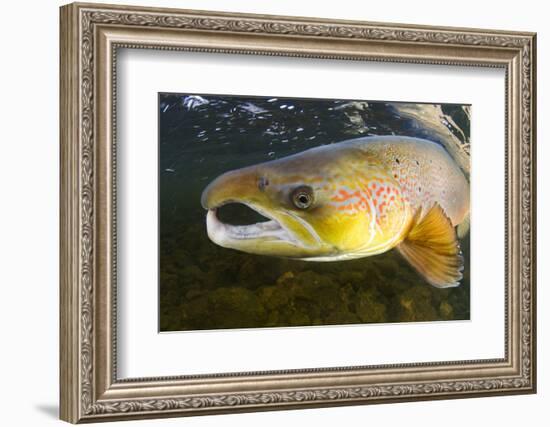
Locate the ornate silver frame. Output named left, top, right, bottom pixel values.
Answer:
left=60, top=2, right=537, bottom=423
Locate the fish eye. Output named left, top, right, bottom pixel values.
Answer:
left=291, top=186, right=314, bottom=209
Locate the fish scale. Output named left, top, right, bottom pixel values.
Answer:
left=369, top=139, right=469, bottom=225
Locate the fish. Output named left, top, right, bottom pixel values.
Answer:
left=201, top=136, right=470, bottom=288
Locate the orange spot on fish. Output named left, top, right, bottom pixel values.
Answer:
left=363, top=201, right=370, bottom=212
left=332, top=188, right=354, bottom=203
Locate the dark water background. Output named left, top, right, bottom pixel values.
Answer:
left=159, top=94, right=470, bottom=332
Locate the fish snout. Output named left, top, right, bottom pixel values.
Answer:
left=200, top=180, right=216, bottom=210
left=201, top=167, right=261, bottom=210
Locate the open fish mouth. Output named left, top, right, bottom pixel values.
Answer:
left=205, top=203, right=298, bottom=247
left=200, top=166, right=324, bottom=255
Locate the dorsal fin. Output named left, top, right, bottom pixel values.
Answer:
left=397, top=203, right=463, bottom=288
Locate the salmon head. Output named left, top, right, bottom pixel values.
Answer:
left=201, top=142, right=411, bottom=260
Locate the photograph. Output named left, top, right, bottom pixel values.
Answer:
left=56, top=3, right=536, bottom=422
left=158, top=94, right=471, bottom=332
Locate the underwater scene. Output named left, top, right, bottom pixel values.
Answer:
left=159, top=93, right=471, bottom=332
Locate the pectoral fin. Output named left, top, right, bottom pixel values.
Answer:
left=397, top=203, right=463, bottom=288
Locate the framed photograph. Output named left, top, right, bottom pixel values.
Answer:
left=60, top=2, right=537, bottom=423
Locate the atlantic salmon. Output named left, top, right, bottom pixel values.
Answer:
left=201, top=136, right=470, bottom=288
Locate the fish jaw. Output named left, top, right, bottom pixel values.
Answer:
left=201, top=167, right=330, bottom=258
